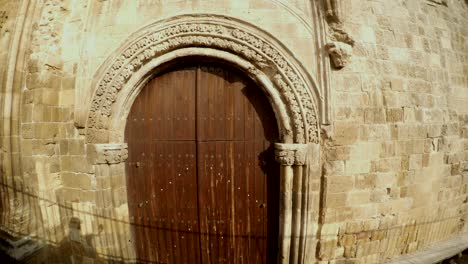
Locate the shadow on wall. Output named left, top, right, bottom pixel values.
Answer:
left=0, top=179, right=120, bottom=264
left=1, top=217, right=106, bottom=264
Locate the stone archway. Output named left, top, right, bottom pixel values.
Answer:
left=84, top=14, right=322, bottom=264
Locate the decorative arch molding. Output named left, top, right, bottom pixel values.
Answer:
left=83, top=14, right=321, bottom=145
left=84, top=14, right=323, bottom=264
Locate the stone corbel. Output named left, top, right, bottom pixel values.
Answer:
left=274, top=143, right=309, bottom=166
left=325, top=42, right=353, bottom=69
left=92, top=143, right=128, bottom=165
left=323, top=0, right=355, bottom=69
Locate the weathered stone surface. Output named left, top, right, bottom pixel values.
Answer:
left=0, top=0, right=467, bottom=263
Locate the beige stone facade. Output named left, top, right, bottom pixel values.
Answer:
left=0, top=0, right=467, bottom=263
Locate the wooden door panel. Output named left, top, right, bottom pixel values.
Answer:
left=126, top=63, right=278, bottom=264
left=125, top=66, right=200, bottom=264
left=197, top=65, right=278, bottom=264
left=147, top=141, right=200, bottom=264
left=197, top=141, right=272, bottom=264
left=197, top=66, right=247, bottom=141
left=150, top=67, right=197, bottom=141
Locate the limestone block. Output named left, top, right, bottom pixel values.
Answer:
left=353, top=205, right=378, bottom=219
left=324, top=161, right=346, bottom=176
left=356, top=240, right=379, bottom=257
left=334, top=246, right=345, bottom=259
left=319, top=239, right=338, bottom=259
left=360, top=125, right=391, bottom=141
left=327, top=192, right=348, bottom=208
left=61, top=76, right=76, bottom=90
left=32, top=139, right=57, bottom=156
left=21, top=124, right=34, bottom=139
left=345, top=160, right=371, bottom=174
left=61, top=156, right=93, bottom=173
left=59, top=89, right=74, bottom=106
left=386, top=108, right=404, bottom=122
left=375, top=172, right=397, bottom=188
left=68, top=140, right=85, bottom=155
left=349, top=142, right=381, bottom=160
left=32, top=105, right=47, bottom=122
left=390, top=79, right=405, bottom=91
left=337, top=74, right=362, bottom=92
left=355, top=174, right=376, bottom=189
left=22, top=105, right=33, bottom=122
left=333, top=122, right=360, bottom=145
left=322, top=223, right=341, bottom=238
left=344, top=245, right=357, bottom=258
left=325, top=207, right=354, bottom=223
left=359, top=26, right=376, bottom=43
left=370, top=229, right=386, bottom=241
left=409, top=154, right=423, bottom=170
left=380, top=141, right=396, bottom=158
left=61, top=172, right=92, bottom=190
left=41, top=89, right=60, bottom=105
left=327, top=176, right=355, bottom=193
left=340, top=234, right=357, bottom=247
left=25, top=72, right=61, bottom=90
left=347, top=191, right=370, bottom=205
left=327, top=146, right=351, bottom=161
left=370, top=188, right=388, bottom=203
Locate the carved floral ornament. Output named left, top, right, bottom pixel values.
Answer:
left=85, top=16, right=320, bottom=144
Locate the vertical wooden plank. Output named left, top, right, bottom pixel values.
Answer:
left=125, top=65, right=199, bottom=264
left=197, top=64, right=279, bottom=264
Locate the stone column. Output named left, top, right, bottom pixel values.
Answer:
left=88, top=143, right=135, bottom=261
left=275, top=143, right=320, bottom=264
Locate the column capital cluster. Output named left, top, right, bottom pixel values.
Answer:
left=94, top=143, right=128, bottom=164
left=274, top=143, right=309, bottom=166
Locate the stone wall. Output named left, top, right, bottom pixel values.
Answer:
left=318, top=0, right=468, bottom=263
left=0, top=0, right=467, bottom=263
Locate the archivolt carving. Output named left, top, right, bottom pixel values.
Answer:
left=86, top=16, right=320, bottom=144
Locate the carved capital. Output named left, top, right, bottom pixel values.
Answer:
left=274, top=143, right=308, bottom=166
left=94, top=143, right=128, bottom=164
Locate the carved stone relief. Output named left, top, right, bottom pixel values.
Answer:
left=323, top=0, right=355, bottom=69
left=274, top=143, right=309, bottom=166
left=86, top=16, right=320, bottom=144
left=94, top=143, right=128, bottom=165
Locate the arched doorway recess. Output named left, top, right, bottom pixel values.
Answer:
left=125, top=61, right=279, bottom=263
left=85, top=14, right=322, bottom=264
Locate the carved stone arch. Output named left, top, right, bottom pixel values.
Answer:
left=84, top=14, right=321, bottom=145
left=85, top=14, right=323, bottom=264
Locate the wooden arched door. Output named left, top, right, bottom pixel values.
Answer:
left=125, top=62, right=279, bottom=263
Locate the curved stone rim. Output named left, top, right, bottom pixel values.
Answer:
left=85, top=14, right=320, bottom=144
